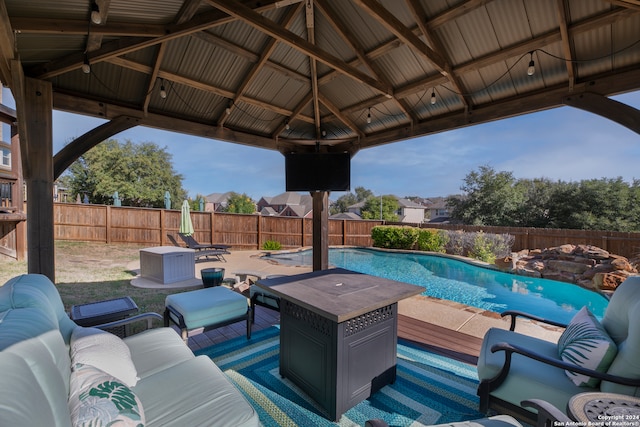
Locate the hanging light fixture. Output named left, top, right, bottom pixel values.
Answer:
left=367, top=108, right=372, bottom=124
left=285, top=120, right=290, bottom=130
left=527, top=51, right=535, bottom=76
left=90, top=2, right=102, bottom=25
left=430, top=89, right=436, bottom=105
left=160, top=79, right=167, bottom=99
left=226, top=101, right=232, bottom=115
left=82, top=55, right=91, bottom=74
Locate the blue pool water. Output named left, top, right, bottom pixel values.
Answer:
left=265, top=248, right=609, bottom=323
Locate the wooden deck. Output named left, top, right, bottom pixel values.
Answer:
left=186, top=305, right=482, bottom=365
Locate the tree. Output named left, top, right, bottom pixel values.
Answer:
left=224, top=192, right=255, bottom=214
left=512, top=178, right=554, bottom=228
left=361, top=195, right=399, bottom=221
left=190, top=194, right=208, bottom=211
left=330, top=186, right=373, bottom=214
left=65, top=139, right=186, bottom=208
left=331, top=193, right=357, bottom=214
left=447, top=165, right=524, bottom=226
left=354, top=186, right=374, bottom=202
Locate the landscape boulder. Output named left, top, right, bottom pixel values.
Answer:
left=497, top=244, right=638, bottom=292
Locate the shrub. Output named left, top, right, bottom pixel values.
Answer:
left=416, top=229, right=447, bottom=252
left=372, top=226, right=514, bottom=263
left=371, top=226, right=418, bottom=249
left=262, top=240, right=282, bottom=250
left=468, top=231, right=496, bottom=263
left=445, top=230, right=515, bottom=263
left=444, top=230, right=466, bottom=256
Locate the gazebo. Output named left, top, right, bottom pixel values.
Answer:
left=1, top=0, right=639, bottom=280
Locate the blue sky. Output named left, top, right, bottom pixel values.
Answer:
left=3, top=88, right=640, bottom=200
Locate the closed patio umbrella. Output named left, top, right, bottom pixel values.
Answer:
left=179, top=200, right=194, bottom=236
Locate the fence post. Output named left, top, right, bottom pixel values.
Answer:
left=105, top=205, right=111, bottom=244
left=601, top=235, right=608, bottom=251
left=160, top=209, right=166, bottom=245
left=210, top=211, right=215, bottom=244
left=257, top=215, right=262, bottom=250
left=343, top=220, right=347, bottom=246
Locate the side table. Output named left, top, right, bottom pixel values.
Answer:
left=568, top=392, right=640, bottom=424
left=71, top=296, right=139, bottom=337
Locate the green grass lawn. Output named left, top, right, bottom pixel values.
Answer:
left=0, top=241, right=200, bottom=333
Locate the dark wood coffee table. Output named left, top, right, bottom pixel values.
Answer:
left=256, top=268, right=423, bottom=421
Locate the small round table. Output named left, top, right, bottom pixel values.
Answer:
left=568, top=392, right=640, bottom=424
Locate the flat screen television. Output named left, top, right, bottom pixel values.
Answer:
left=285, top=152, right=350, bottom=192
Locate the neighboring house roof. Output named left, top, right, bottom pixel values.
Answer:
left=397, top=198, right=426, bottom=209
left=348, top=197, right=426, bottom=211
left=330, top=212, right=362, bottom=220
left=281, top=204, right=311, bottom=218
left=424, top=196, right=450, bottom=209
left=257, top=192, right=314, bottom=218
left=260, top=206, right=278, bottom=216
left=205, top=191, right=235, bottom=204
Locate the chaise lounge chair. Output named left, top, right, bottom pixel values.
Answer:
left=177, top=233, right=231, bottom=262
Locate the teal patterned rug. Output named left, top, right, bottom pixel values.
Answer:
left=195, top=326, right=483, bottom=427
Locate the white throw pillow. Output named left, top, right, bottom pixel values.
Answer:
left=557, top=306, right=618, bottom=387
left=71, top=327, right=139, bottom=387
left=69, top=364, right=145, bottom=427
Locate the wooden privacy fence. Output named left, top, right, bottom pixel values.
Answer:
left=52, top=203, right=640, bottom=258
left=53, top=203, right=380, bottom=250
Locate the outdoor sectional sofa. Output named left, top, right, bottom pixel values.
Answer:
left=0, top=273, right=259, bottom=427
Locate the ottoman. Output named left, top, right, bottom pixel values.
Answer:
left=164, top=286, right=251, bottom=343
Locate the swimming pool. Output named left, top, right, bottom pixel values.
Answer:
left=264, top=247, right=609, bottom=323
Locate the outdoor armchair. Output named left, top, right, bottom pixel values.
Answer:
left=477, top=276, right=640, bottom=424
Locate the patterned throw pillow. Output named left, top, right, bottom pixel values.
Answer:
left=557, top=306, right=618, bottom=387
left=71, top=327, right=139, bottom=386
left=69, top=364, right=145, bottom=427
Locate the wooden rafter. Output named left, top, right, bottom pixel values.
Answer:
left=86, top=0, right=111, bottom=52
left=30, top=0, right=283, bottom=79
left=218, top=3, right=302, bottom=127
left=142, top=43, right=166, bottom=115
left=352, top=0, right=447, bottom=76
left=602, top=0, right=640, bottom=11
left=404, top=0, right=469, bottom=108
left=555, top=0, right=575, bottom=91
left=316, top=0, right=416, bottom=124
left=206, top=0, right=393, bottom=98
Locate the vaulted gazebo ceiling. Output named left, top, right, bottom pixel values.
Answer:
left=2, top=0, right=640, bottom=162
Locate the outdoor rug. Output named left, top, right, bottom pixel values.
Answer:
left=195, top=326, right=484, bottom=427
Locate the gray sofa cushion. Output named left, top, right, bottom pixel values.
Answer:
left=0, top=274, right=77, bottom=342
left=124, top=327, right=196, bottom=379
left=0, top=350, right=72, bottom=426
left=133, top=355, right=257, bottom=427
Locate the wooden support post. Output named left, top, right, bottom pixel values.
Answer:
left=23, top=78, right=55, bottom=281
left=312, top=191, right=329, bottom=271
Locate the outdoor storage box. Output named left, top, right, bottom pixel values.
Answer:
left=140, top=246, right=195, bottom=284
